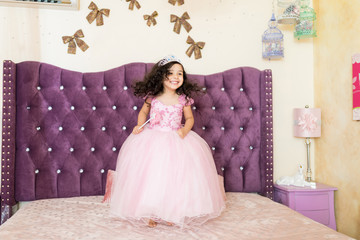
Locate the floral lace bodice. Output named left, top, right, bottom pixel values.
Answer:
left=148, top=94, right=194, bottom=131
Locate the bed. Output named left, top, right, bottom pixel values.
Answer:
left=0, top=60, right=352, bottom=239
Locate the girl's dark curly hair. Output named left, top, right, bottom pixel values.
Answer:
left=132, top=61, right=203, bottom=100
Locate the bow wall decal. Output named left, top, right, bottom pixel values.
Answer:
left=170, top=12, right=192, bottom=34
left=186, top=36, right=205, bottom=59
left=62, top=29, right=89, bottom=54
left=126, top=0, right=141, bottom=10
left=168, top=0, right=184, bottom=6
left=143, top=11, right=158, bottom=27
left=86, top=1, right=110, bottom=26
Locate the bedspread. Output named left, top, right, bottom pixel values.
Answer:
left=0, top=193, right=353, bottom=240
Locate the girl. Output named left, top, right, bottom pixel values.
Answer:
left=109, top=55, right=225, bottom=228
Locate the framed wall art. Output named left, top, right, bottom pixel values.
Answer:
left=352, top=54, right=360, bottom=120
left=0, top=0, right=79, bottom=10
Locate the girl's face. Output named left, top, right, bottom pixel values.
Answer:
left=163, top=63, right=184, bottom=92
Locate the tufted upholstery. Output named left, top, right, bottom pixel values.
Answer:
left=1, top=60, right=273, bottom=222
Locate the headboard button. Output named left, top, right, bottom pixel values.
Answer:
left=112, top=105, right=117, bottom=110
left=70, top=106, right=75, bottom=111
left=230, top=106, right=234, bottom=110
left=249, top=146, right=254, bottom=150
left=212, top=106, right=216, bottom=110
left=240, top=166, right=244, bottom=170
left=36, top=127, right=41, bottom=131
left=80, top=126, right=85, bottom=131
left=221, top=87, right=225, bottom=91
left=202, top=126, right=206, bottom=130
left=100, top=169, right=105, bottom=173
left=249, top=107, right=253, bottom=111
left=59, top=126, right=63, bottom=131
left=92, top=106, right=96, bottom=111
left=48, top=106, right=52, bottom=111
left=82, top=86, right=86, bottom=90
left=221, top=167, right=224, bottom=171
left=48, top=147, right=52, bottom=152
left=231, top=147, right=235, bottom=151
left=123, top=86, right=128, bottom=90
left=240, top=127, right=244, bottom=131
left=192, top=106, right=196, bottom=110
left=91, top=147, right=95, bottom=152
left=133, top=106, right=138, bottom=110
left=57, top=169, right=61, bottom=174
left=221, top=127, right=225, bottom=131
left=26, top=148, right=30, bottom=152
left=70, top=147, right=74, bottom=152
left=102, top=86, right=107, bottom=90
left=37, top=86, right=41, bottom=90
left=79, top=169, right=84, bottom=173
left=101, top=127, right=106, bottom=131
left=26, top=106, right=31, bottom=110
left=35, top=169, right=39, bottom=174
left=212, top=147, right=216, bottom=150
left=60, top=85, right=64, bottom=90
left=240, top=88, right=244, bottom=91
left=122, top=126, right=127, bottom=130
left=112, top=147, right=117, bottom=151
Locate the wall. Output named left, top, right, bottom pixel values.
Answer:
left=0, top=0, right=316, bottom=184
left=314, top=0, right=360, bottom=238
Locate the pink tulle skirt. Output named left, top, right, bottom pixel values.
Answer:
left=109, top=127, right=226, bottom=228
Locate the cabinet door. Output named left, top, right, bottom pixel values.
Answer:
left=298, top=210, right=330, bottom=225
left=274, top=190, right=289, bottom=206
left=295, top=193, right=329, bottom=211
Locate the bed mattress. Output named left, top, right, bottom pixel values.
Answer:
left=0, top=193, right=353, bottom=240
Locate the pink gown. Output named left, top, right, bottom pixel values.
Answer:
left=109, top=94, right=225, bottom=228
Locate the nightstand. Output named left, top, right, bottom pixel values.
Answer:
left=274, top=183, right=337, bottom=230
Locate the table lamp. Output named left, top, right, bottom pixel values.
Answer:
left=293, top=106, right=321, bottom=182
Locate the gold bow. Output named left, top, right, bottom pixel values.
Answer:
left=86, top=2, right=110, bottom=26
left=168, top=0, right=184, bottom=6
left=62, top=30, right=89, bottom=54
left=186, top=36, right=205, bottom=60
left=143, top=11, right=158, bottom=27
left=126, top=0, right=141, bottom=10
left=170, top=12, right=192, bottom=34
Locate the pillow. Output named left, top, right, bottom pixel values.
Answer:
left=102, top=170, right=115, bottom=203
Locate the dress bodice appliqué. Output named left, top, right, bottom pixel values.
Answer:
left=148, top=94, right=193, bottom=131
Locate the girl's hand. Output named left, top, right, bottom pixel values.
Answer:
left=177, top=128, right=187, bottom=139
left=132, top=125, right=144, bottom=134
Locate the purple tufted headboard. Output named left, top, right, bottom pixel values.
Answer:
left=1, top=60, right=273, bottom=223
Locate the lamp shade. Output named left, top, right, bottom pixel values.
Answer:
left=293, top=108, right=321, bottom=138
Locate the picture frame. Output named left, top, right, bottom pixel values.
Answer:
left=352, top=54, right=360, bottom=121
left=0, top=0, right=79, bottom=10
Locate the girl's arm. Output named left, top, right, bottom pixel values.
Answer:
left=177, top=105, right=194, bottom=139
left=133, top=98, right=151, bottom=134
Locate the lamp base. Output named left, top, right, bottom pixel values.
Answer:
left=305, top=138, right=312, bottom=182
left=305, top=181, right=317, bottom=189
left=306, top=168, right=312, bottom=182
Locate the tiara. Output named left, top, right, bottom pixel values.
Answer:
left=158, top=55, right=181, bottom=66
